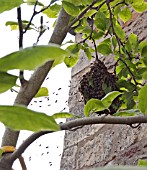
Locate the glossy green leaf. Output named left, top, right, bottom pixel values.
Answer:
left=0, top=72, right=18, bottom=94
left=118, top=7, right=132, bottom=23
left=6, top=20, right=34, bottom=31
left=0, top=0, right=23, bottom=14
left=114, top=24, right=125, bottom=41
left=131, top=1, right=147, bottom=12
left=84, top=99, right=106, bottom=117
left=52, top=112, right=76, bottom=119
left=113, top=109, right=141, bottom=116
left=35, top=87, right=49, bottom=98
left=64, top=55, right=79, bottom=68
left=43, top=4, right=61, bottom=18
left=0, top=105, right=59, bottom=131
left=97, top=43, right=112, bottom=55
left=0, top=44, right=68, bottom=71
left=138, top=159, right=147, bottom=166
left=138, top=85, right=147, bottom=114
left=62, top=1, right=80, bottom=16
left=101, top=91, right=122, bottom=109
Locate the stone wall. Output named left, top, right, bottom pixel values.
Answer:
left=60, top=11, right=147, bottom=170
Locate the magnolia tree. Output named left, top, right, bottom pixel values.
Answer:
left=0, top=0, right=147, bottom=169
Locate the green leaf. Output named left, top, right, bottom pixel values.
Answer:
left=26, top=0, right=44, bottom=6
left=52, top=112, right=76, bottom=119
left=138, top=159, right=147, bottom=167
left=84, top=99, right=106, bottom=117
left=0, top=105, right=59, bottom=131
left=117, top=79, right=136, bottom=91
left=81, top=0, right=92, bottom=6
left=6, top=20, right=35, bottom=31
left=0, top=72, right=18, bottom=94
left=141, top=45, right=147, bottom=66
left=131, top=1, right=147, bottom=12
left=66, top=44, right=80, bottom=54
left=64, top=55, right=79, bottom=68
left=118, top=7, right=132, bottom=23
left=138, top=41, right=147, bottom=52
left=84, top=9, right=97, bottom=17
left=126, top=33, right=138, bottom=52
left=35, top=87, right=49, bottom=98
left=0, top=44, right=68, bottom=71
left=113, top=109, right=141, bottom=116
left=138, top=85, right=147, bottom=114
left=125, top=92, right=136, bottom=109
left=114, top=24, right=126, bottom=41
left=43, top=4, right=61, bottom=18
left=94, top=11, right=107, bottom=32
left=84, top=48, right=92, bottom=60
left=63, top=0, right=83, bottom=6
left=97, top=43, right=112, bottom=55
left=62, top=1, right=80, bottom=16
left=142, top=70, right=147, bottom=80
left=101, top=91, right=122, bottom=109
left=64, top=44, right=80, bottom=67
left=0, top=149, right=3, bottom=158
left=92, top=31, right=104, bottom=40
left=0, top=0, right=23, bottom=14
left=112, top=36, right=117, bottom=50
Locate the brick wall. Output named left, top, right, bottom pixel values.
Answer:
left=60, top=10, right=147, bottom=170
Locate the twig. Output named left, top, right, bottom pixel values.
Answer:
left=24, top=1, right=52, bottom=33
left=91, top=37, right=99, bottom=61
left=34, top=16, right=47, bottom=45
left=11, top=88, right=18, bottom=93
left=17, top=7, right=26, bottom=86
left=19, top=156, right=27, bottom=170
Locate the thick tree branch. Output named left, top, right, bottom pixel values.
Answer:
left=11, top=115, right=147, bottom=161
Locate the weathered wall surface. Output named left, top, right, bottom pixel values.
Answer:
left=60, top=11, right=147, bottom=170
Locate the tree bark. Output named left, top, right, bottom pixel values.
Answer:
left=0, top=8, right=70, bottom=170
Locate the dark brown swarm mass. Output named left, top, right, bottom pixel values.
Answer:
left=79, top=60, right=121, bottom=115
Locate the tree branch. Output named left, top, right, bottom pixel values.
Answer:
left=10, top=115, right=147, bottom=161
left=23, top=0, right=55, bottom=33
left=17, top=7, right=26, bottom=86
